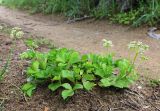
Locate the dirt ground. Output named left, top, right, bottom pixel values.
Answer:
left=0, top=33, right=160, bottom=111
left=0, top=6, right=159, bottom=79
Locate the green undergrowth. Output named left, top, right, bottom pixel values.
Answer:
left=24, top=38, right=55, bottom=49
left=20, top=39, right=149, bottom=100
left=0, top=25, right=12, bottom=81
left=20, top=48, right=138, bottom=99
left=0, top=53, right=11, bottom=80
left=150, top=79, right=160, bottom=87
left=1, top=0, right=160, bottom=26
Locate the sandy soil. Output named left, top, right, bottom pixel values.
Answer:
left=0, top=6, right=159, bottom=79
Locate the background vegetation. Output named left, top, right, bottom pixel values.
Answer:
left=1, top=0, right=160, bottom=26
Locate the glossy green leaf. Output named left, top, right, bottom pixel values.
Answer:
left=99, top=78, right=113, bottom=87
left=48, top=82, right=61, bottom=91
left=83, top=81, right=96, bottom=91
left=61, top=70, right=74, bottom=82
left=62, top=83, right=72, bottom=90
left=83, top=74, right=95, bottom=81
left=31, top=61, right=39, bottom=71
left=113, top=77, right=132, bottom=88
left=22, top=83, right=36, bottom=97
left=56, top=49, right=67, bottom=63
left=69, top=52, right=80, bottom=64
left=52, top=75, right=61, bottom=81
left=20, top=49, right=35, bottom=59
left=73, top=84, right=83, bottom=90
left=61, top=89, right=74, bottom=100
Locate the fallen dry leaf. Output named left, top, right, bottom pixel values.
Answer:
left=44, top=106, right=49, bottom=111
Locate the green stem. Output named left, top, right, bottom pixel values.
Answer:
left=132, top=52, right=139, bottom=65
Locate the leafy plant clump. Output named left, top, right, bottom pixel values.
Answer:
left=10, top=27, right=24, bottom=39
left=20, top=39, right=149, bottom=99
left=110, top=10, right=139, bottom=25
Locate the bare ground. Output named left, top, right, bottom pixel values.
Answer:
left=0, top=33, right=160, bottom=111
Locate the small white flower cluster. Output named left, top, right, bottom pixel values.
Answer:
left=102, top=39, right=113, bottom=48
left=128, top=41, right=149, bottom=54
left=0, top=25, right=3, bottom=30
left=128, top=41, right=149, bottom=61
left=10, top=27, right=24, bottom=39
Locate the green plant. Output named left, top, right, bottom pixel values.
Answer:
left=92, top=0, right=117, bottom=19
left=20, top=39, right=149, bottom=100
left=24, top=39, right=39, bottom=49
left=0, top=26, right=24, bottom=80
left=0, top=99, right=4, bottom=111
left=10, top=27, right=24, bottom=39
left=24, top=38, right=55, bottom=49
left=0, top=58, right=9, bottom=80
left=133, top=0, right=160, bottom=26
left=150, top=79, right=160, bottom=87
left=0, top=49, right=12, bottom=80
left=111, top=10, right=139, bottom=25
left=128, top=41, right=149, bottom=65
left=21, top=48, right=96, bottom=99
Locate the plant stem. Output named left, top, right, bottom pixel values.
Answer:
left=132, top=52, right=139, bottom=65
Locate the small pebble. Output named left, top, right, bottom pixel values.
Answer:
left=137, top=86, right=142, bottom=89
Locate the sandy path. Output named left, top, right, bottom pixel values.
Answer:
left=0, top=6, right=159, bottom=79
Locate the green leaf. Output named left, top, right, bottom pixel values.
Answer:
left=113, top=78, right=132, bottom=88
left=95, top=65, right=113, bottom=79
left=83, top=74, right=95, bottom=81
left=52, top=75, right=61, bottom=81
left=61, top=89, right=74, bottom=100
left=99, top=78, right=112, bottom=87
left=61, top=70, right=75, bottom=82
left=69, top=52, right=80, bottom=64
left=117, top=59, right=131, bottom=77
left=56, top=50, right=66, bottom=63
left=95, top=68, right=105, bottom=78
left=39, top=56, right=48, bottom=70
left=25, top=39, right=39, bottom=49
left=48, top=82, right=61, bottom=91
left=58, top=63, right=67, bottom=67
left=82, top=54, right=88, bottom=61
left=83, top=81, right=96, bottom=91
left=31, top=61, right=39, bottom=71
left=20, top=49, right=35, bottom=59
left=22, top=83, right=36, bottom=97
left=62, top=83, right=72, bottom=90
left=73, top=67, right=82, bottom=80
left=27, top=67, right=37, bottom=77
left=73, top=84, right=83, bottom=90
left=34, top=70, right=48, bottom=79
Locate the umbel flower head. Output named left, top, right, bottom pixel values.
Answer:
left=102, top=39, right=113, bottom=48
left=10, top=27, right=24, bottom=39
left=128, top=41, right=149, bottom=54
left=16, top=31, right=24, bottom=39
